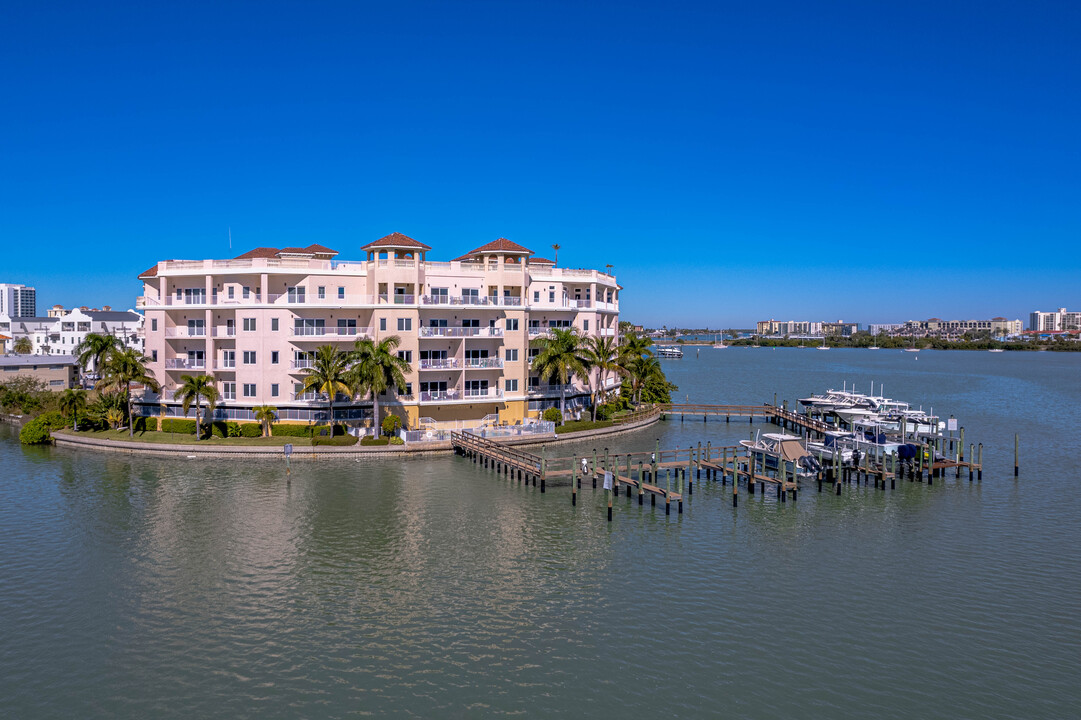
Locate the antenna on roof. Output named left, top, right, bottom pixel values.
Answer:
left=228, top=227, right=232, bottom=250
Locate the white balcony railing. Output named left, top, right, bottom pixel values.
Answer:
left=464, top=358, right=503, bottom=369
left=529, top=384, right=577, bottom=396
left=164, top=327, right=207, bottom=338
left=419, top=326, right=504, bottom=338
left=418, top=387, right=503, bottom=402
left=213, top=326, right=237, bottom=337
left=291, top=360, right=315, bottom=370
left=419, top=358, right=461, bottom=370
left=165, top=358, right=206, bottom=370
left=213, top=361, right=235, bottom=370
left=464, top=387, right=503, bottom=399
left=290, top=326, right=372, bottom=339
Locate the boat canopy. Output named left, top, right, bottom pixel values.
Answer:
left=777, top=439, right=810, bottom=462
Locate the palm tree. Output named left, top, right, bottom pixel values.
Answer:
left=59, top=388, right=88, bottom=431
left=301, top=345, right=352, bottom=431
left=627, top=354, right=662, bottom=406
left=97, top=347, right=160, bottom=438
left=253, top=405, right=278, bottom=437
left=12, top=337, right=32, bottom=354
left=531, top=327, right=588, bottom=424
left=74, top=333, right=120, bottom=376
left=176, top=374, right=218, bottom=440
left=551, top=244, right=561, bottom=265
left=105, top=407, right=124, bottom=430
left=582, top=335, right=619, bottom=421
left=350, top=336, right=410, bottom=430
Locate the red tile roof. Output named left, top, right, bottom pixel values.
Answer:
left=529, top=257, right=555, bottom=265
left=304, top=244, right=338, bottom=255
left=362, top=232, right=431, bottom=251
left=278, top=247, right=312, bottom=254
left=992, top=317, right=1007, bottom=321
left=234, top=247, right=281, bottom=259
left=138, top=264, right=159, bottom=278
left=462, top=238, right=533, bottom=256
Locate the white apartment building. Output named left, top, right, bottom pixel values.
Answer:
left=137, top=234, right=620, bottom=428
left=1030, top=308, right=1081, bottom=332
left=0, top=307, right=143, bottom=362
left=0, top=283, right=37, bottom=317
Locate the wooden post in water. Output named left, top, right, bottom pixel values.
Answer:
left=665, top=469, right=671, bottom=515
left=721, top=447, right=728, bottom=485
left=572, top=457, right=577, bottom=506
left=606, top=479, right=612, bottom=522
left=638, top=461, right=644, bottom=505
left=890, top=451, right=896, bottom=489
left=592, top=448, right=598, bottom=488
left=969, top=443, right=975, bottom=481
left=959, top=427, right=965, bottom=463
left=540, top=459, right=546, bottom=493
left=978, top=443, right=983, bottom=481
left=697, top=442, right=702, bottom=479
left=687, top=448, right=693, bottom=495
left=1014, top=434, right=1019, bottom=477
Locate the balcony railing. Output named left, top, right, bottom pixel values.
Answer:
left=290, top=326, right=372, bottom=339
left=419, top=358, right=460, bottom=370
left=464, top=387, right=503, bottom=399
left=213, top=361, right=236, bottom=370
left=419, top=326, right=504, bottom=338
left=164, top=358, right=206, bottom=370
left=213, top=326, right=237, bottom=337
left=418, top=387, right=503, bottom=402
left=164, top=327, right=207, bottom=338
left=464, top=358, right=503, bottom=369
left=528, top=384, right=577, bottom=396
left=291, top=359, right=315, bottom=370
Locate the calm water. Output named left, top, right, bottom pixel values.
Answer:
left=3, top=349, right=1080, bottom=718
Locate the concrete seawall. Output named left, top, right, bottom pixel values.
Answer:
left=50, top=412, right=660, bottom=459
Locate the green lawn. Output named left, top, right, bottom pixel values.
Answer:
left=554, top=419, right=614, bottom=435
left=55, top=428, right=319, bottom=447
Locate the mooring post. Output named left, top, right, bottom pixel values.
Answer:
left=697, top=442, right=702, bottom=479
left=592, top=448, right=598, bottom=488
left=687, top=448, right=693, bottom=495
left=969, top=444, right=974, bottom=481
left=955, top=440, right=961, bottom=479
left=665, top=469, right=671, bottom=515
left=890, top=452, right=896, bottom=489
left=733, top=469, right=738, bottom=507
left=572, top=457, right=577, bottom=506
left=606, top=480, right=612, bottom=522
left=638, top=461, right=644, bottom=505
left=749, top=455, right=756, bottom=496
left=978, top=443, right=983, bottom=481
left=1014, top=434, right=1019, bottom=477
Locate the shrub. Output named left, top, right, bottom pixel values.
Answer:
left=360, top=436, right=390, bottom=446
left=273, top=423, right=314, bottom=437
left=381, top=413, right=402, bottom=436
left=19, top=416, right=52, bottom=445
left=555, top=419, right=613, bottom=435
left=542, top=407, right=562, bottom=423
left=37, top=410, right=68, bottom=431
left=312, top=435, right=358, bottom=447
left=239, top=422, right=262, bottom=438
left=161, top=418, right=197, bottom=434
left=595, top=403, right=615, bottom=421
left=389, top=436, right=405, bottom=445
left=132, top=416, right=155, bottom=433
left=209, top=421, right=242, bottom=438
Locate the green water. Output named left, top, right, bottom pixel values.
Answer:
left=2, top=349, right=1079, bottom=718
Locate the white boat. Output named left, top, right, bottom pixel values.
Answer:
left=655, top=346, right=684, bottom=358
left=817, top=335, right=830, bottom=350
left=740, top=432, right=821, bottom=478
left=988, top=348, right=1005, bottom=353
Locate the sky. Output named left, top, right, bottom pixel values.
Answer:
left=1, top=0, right=1078, bottom=327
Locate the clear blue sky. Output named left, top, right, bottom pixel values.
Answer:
left=1, top=1, right=1077, bottom=327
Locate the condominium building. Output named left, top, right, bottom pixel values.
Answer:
left=0, top=283, right=36, bottom=317
left=755, top=319, right=857, bottom=336
left=137, top=234, right=620, bottom=429
left=0, top=307, right=143, bottom=361
left=901, top=317, right=1023, bottom=337
left=1029, top=308, right=1081, bottom=332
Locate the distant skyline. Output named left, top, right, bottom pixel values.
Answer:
left=2, top=1, right=1077, bottom=326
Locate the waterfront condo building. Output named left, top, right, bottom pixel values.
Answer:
left=137, top=234, right=620, bottom=430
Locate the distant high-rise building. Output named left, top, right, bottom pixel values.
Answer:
left=0, top=284, right=36, bottom=317
left=1029, top=307, right=1081, bottom=332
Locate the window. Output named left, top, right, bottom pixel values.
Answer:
left=397, top=318, right=412, bottom=331
left=549, top=291, right=555, bottom=302
left=505, top=318, right=519, bottom=331
left=533, top=291, right=540, bottom=302
left=271, top=351, right=279, bottom=364
left=243, top=383, right=256, bottom=398
left=401, top=383, right=412, bottom=396
left=505, top=348, right=518, bottom=362
left=338, top=286, right=345, bottom=299
left=430, top=287, right=448, bottom=303
left=318, top=286, right=326, bottom=299
left=243, top=351, right=257, bottom=365
left=151, top=318, right=157, bottom=331
left=397, top=350, right=412, bottom=363
left=287, top=286, right=305, bottom=303
left=271, top=384, right=279, bottom=397
left=243, top=286, right=251, bottom=299
left=222, top=350, right=235, bottom=368
left=151, top=350, right=158, bottom=361
left=243, top=318, right=256, bottom=332
left=337, top=319, right=357, bottom=336
left=505, top=379, right=518, bottom=392
left=583, top=320, right=590, bottom=332
left=271, top=318, right=279, bottom=331
left=228, top=287, right=235, bottom=299
left=222, top=382, right=236, bottom=400
left=379, top=318, right=387, bottom=331
left=461, top=319, right=479, bottom=328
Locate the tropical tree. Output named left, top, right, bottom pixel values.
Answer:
left=531, top=327, right=588, bottom=424
left=105, top=407, right=125, bottom=430
left=627, top=354, right=663, bottom=406
left=176, top=374, right=218, bottom=440
left=253, top=405, right=278, bottom=437
left=349, top=336, right=410, bottom=430
left=74, top=333, right=120, bottom=375
left=97, top=347, right=160, bottom=438
left=300, top=345, right=352, bottom=431
left=582, top=335, right=619, bottom=421
left=551, top=243, right=561, bottom=265
left=12, top=337, right=32, bottom=354
left=617, top=332, right=653, bottom=402
left=58, top=388, right=88, bottom=432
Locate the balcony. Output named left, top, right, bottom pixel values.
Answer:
left=290, top=326, right=372, bottom=339
left=419, top=358, right=461, bottom=370
left=392, top=294, right=416, bottom=305
left=291, top=359, right=315, bottom=371
left=528, top=384, right=577, bottom=397
left=419, top=326, right=504, bottom=338
left=165, top=358, right=206, bottom=370
left=418, top=387, right=504, bottom=403
left=213, top=326, right=237, bottom=337
left=164, top=327, right=207, bottom=338
left=213, top=362, right=236, bottom=371
left=464, top=358, right=504, bottom=369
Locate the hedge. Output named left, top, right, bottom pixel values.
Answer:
left=542, top=407, right=562, bottom=423
left=19, top=416, right=52, bottom=445
left=272, top=423, right=314, bottom=437
left=312, top=435, right=358, bottom=447
left=209, top=421, right=242, bottom=438
left=239, top=422, right=262, bottom=438
left=132, top=416, right=156, bottom=432
left=161, top=418, right=197, bottom=434
left=554, top=419, right=614, bottom=435
left=360, top=437, right=389, bottom=446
